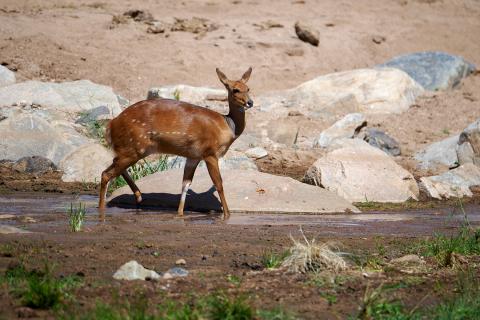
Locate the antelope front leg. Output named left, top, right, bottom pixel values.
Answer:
left=204, top=156, right=230, bottom=219
left=177, top=158, right=201, bottom=216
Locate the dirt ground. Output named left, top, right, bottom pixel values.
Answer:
left=1, top=199, right=480, bottom=319
left=1, top=0, right=479, bottom=172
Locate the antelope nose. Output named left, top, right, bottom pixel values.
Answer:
left=246, top=100, right=253, bottom=108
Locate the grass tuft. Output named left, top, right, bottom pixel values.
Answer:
left=282, top=229, right=347, bottom=273
left=261, top=250, right=290, bottom=270
left=67, top=202, right=86, bottom=232
left=108, top=157, right=170, bottom=192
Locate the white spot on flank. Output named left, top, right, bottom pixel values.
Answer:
left=129, top=138, right=133, bottom=142
left=131, top=119, right=136, bottom=123
left=140, top=148, right=145, bottom=153
left=142, top=123, right=146, bottom=126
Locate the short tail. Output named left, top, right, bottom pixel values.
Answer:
left=104, top=120, right=113, bottom=147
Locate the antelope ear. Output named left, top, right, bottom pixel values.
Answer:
left=241, top=67, right=252, bottom=83
left=216, top=68, right=229, bottom=87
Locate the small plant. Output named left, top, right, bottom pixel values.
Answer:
left=205, top=292, right=254, bottom=320
left=442, top=128, right=450, bottom=135
left=173, top=88, right=181, bottom=101
left=261, top=250, right=289, bottom=269
left=85, top=120, right=108, bottom=145
left=108, top=157, right=170, bottom=192
left=226, top=274, right=242, bottom=287
left=1, top=262, right=82, bottom=310
left=67, top=202, right=86, bottom=232
left=257, top=307, right=297, bottom=320
left=281, top=228, right=347, bottom=273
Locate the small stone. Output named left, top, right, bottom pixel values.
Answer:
left=245, top=147, right=268, bottom=159
left=113, top=260, right=161, bottom=281
left=372, top=35, right=386, bottom=44
left=167, top=267, right=189, bottom=277
left=294, top=21, right=319, bottom=46
left=175, top=258, right=186, bottom=265
left=0, top=214, right=15, bottom=219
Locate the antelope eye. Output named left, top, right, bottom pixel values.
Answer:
left=232, top=88, right=240, bottom=94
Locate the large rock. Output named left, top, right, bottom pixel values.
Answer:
left=419, top=164, right=480, bottom=199
left=0, top=113, right=89, bottom=165
left=0, top=80, right=122, bottom=115
left=305, top=142, right=419, bottom=203
left=313, top=113, right=366, bottom=148
left=362, top=128, right=401, bottom=156
left=457, top=118, right=480, bottom=166
left=147, top=85, right=226, bottom=112
left=59, top=143, right=113, bottom=182
left=12, top=156, right=57, bottom=174
left=113, top=260, right=161, bottom=281
left=0, top=65, right=15, bottom=87
left=379, top=51, right=476, bottom=91
left=258, top=68, right=424, bottom=117
left=109, top=168, right=359, bottom=214
left=167, top=150, right=258, bottom=171
left=415, top=135, right=460, bottom=171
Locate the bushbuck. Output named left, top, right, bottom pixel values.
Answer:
left=99, top=67, right=253, bottom=219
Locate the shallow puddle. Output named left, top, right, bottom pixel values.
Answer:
left=1, top=193, right=479, bottom=236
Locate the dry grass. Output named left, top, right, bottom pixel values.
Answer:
left=281, top=228, right=348, bottom=273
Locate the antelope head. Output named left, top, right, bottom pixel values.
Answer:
left=216, top=67, right=253, bottom=113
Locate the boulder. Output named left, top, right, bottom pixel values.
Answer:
left=0, top=113, right=89, bottom=165
left=313, top=113, right=366, bottom=148
left=167, top=150, right=258, bottom=171
left=113, top=260, right=161, bottom=281
left=305, top=143, right=419, bottom=203
left=378, top=51, right=476, bottom=91
left=258, top=68, right=424, bottom=117
left=0, top=65, right=15, bottom=87
left=147, top=85, right=226, bottom=112
left=245, top=147, right=268, bottom=159
left=59, top=143, right=113, bottom=182
left=0, top=80, right=122, bottom=115
left=457, top=118, right=480, bottom=166
left=362, top=128, right=401, bottom=156
left=76, top=105, right=114, bottom=124
left=415, top=135, right=459, bottom=171
left=109, top=168, right=359, bottom=214
left=12, top=156, right=56, bottom=174
left=419, top=163, right=480, bottom=199
left=294, top=21, right=319, bottom=46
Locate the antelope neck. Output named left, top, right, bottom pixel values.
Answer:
left=225, top=101, right=246, bottom=138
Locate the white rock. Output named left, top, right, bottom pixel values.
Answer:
left=109, top=168, right=359, bottom=214
left=0, top=113, right=89, bottom=165
left=245, top=147, right=268, bottom=159
left=258, top=68, right=424, bottom=117
left=0, top=80, right=122, bottom=115
left=59, top=143, right=113, bottom=182
left=415, top=135, right=460, bottom=171
left=419, top=164, right=480, bottom=199
left=313, top=113, right=366, bottom=148
left=167, top=150, right=258, bottom=171
left=305, top=143, right=419, bottom=203
left=147, top=85, right=227, bottom=112
left=0, top=65, right=15, bottom=87
left=113, top=260, right=161, bottom=281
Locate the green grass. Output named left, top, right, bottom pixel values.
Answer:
left=67, top=202, right=86, bottom=232
left=61, top=292, right=294, bottom=320
left=412, top=225, right=480, bottom=267
left=1, top=263, right=83, bottom=309
left=261, top=250, right=290, bottom=269
left=85, top=119, right=108, bottom=146
left=108, top=157, right=170, bottom=192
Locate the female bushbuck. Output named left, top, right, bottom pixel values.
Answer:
left=98, top=68, right=254, bottom=219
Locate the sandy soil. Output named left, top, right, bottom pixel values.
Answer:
left=1, top=0, right=479, bottom=178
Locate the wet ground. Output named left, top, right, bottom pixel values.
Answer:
left=1, top=193, right=480, bottom=236
left=1, top=192, right=479, bottom=319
